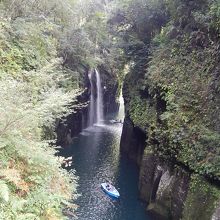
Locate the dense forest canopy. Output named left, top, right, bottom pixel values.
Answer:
left=1, top=0, right=220, bottom=219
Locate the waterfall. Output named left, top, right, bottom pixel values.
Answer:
left=95, top=69, right=104, bottom=125
left=87, top=69, right=104, bottom=127
left=88, top=70, right=96, bottom=127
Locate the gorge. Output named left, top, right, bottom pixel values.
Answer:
left=1, top=0, right=220, bottom=219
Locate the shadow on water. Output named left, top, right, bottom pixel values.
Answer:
left=59, top=122, right=151, bottom=220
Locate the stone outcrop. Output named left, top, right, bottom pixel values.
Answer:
left=121, top=114, right=220, bottom=220
left=120, top=116, right=146, bottom=166
left=100, top=65, right=119, bottom=114
left=56, top=88, right=89, bottom=146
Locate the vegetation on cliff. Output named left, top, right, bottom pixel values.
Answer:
left=0, top=0, right=128, bottom=218
left=0, top=1, right=81, bottom=219
left=0, top=0, right=122, bottom=218
left=111, top=0, right=220, bottom=181
left=110, top=1, right=220, bottom=218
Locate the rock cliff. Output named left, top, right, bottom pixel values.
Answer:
left=120, top=69, right=220, bottom=219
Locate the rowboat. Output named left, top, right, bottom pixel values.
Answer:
left=101, top=183, right=120, bottom=198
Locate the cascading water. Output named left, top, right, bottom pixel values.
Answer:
left=117, top=89, right=125, bottom=122
left=95, top=69, right=104, bottom=125
left=87, top=69, right=104, bottom=127
left=88, top=70, right=96, bottom=127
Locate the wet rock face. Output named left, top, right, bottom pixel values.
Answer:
left=121, top=116, right=191, bottom=219
left=170, top=169, right=190, bottom=219
left=150, top=167, right=190, bottom=219
left=56, top=89, right=89, bottom=146
left=139, top=151, right=158, bottom=202
left=155, top=168, right=190, bottom=220
left=120, top=119, right=192, bottom=218
left=138, top=151, right=190, bottom=220
left=120, top=116, right=146, bottom=166
left=99, top=65, right=119, bottom=114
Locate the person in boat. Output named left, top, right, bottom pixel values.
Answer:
left=106, top=184, right=111, bottom=191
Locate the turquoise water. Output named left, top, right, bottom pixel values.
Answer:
left=60, top=122, right=151, bottom=220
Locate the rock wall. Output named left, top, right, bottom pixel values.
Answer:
left=139, top=148, right=190, bottom=220
left=120, top=116, right=146, bottom=166
left=99, top=64, right=119, bottom=114
left=121, top=115, right=220, bottom=220
left=121, top=69, right=220, bottom=219
left=56, top=88, right=89, bottom=146
left=117, top=0, right=220, bottom=218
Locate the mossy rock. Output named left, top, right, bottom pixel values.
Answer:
left=182, top=175, right=220, bottom=220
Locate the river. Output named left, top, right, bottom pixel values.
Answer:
left=60, top=121, right=151, bottom=220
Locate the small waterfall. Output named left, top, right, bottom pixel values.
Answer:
left=117, top=90, right=125, bottom=122
left=95, top=69, right=104, bottom=125
left=87, top=69, right=104, bottom=127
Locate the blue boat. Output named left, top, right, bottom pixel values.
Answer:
left=101, top=183, right=120, bottom=198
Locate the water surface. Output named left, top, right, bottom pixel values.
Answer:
left=60, top=122, right=151, bottom=220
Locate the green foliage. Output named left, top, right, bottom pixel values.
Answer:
left=0, top=0, right=129, bottom=217
left=115, top=0, right=220, bottom=181
left=129, top=95, right=157, bottom=131
left=209, top=1, right=220, bottom=33
left=145, top=36, right=220, bottom=178
left=182, top=174, right=220, bottom=220
left=0, top=64, right=79, bottom=218
left=129, top=96, right=148, bottom=129
left=0, top=1, right=83, bottom=218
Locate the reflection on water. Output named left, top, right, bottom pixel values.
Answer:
left=60, top=122, right=150, bottom=220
